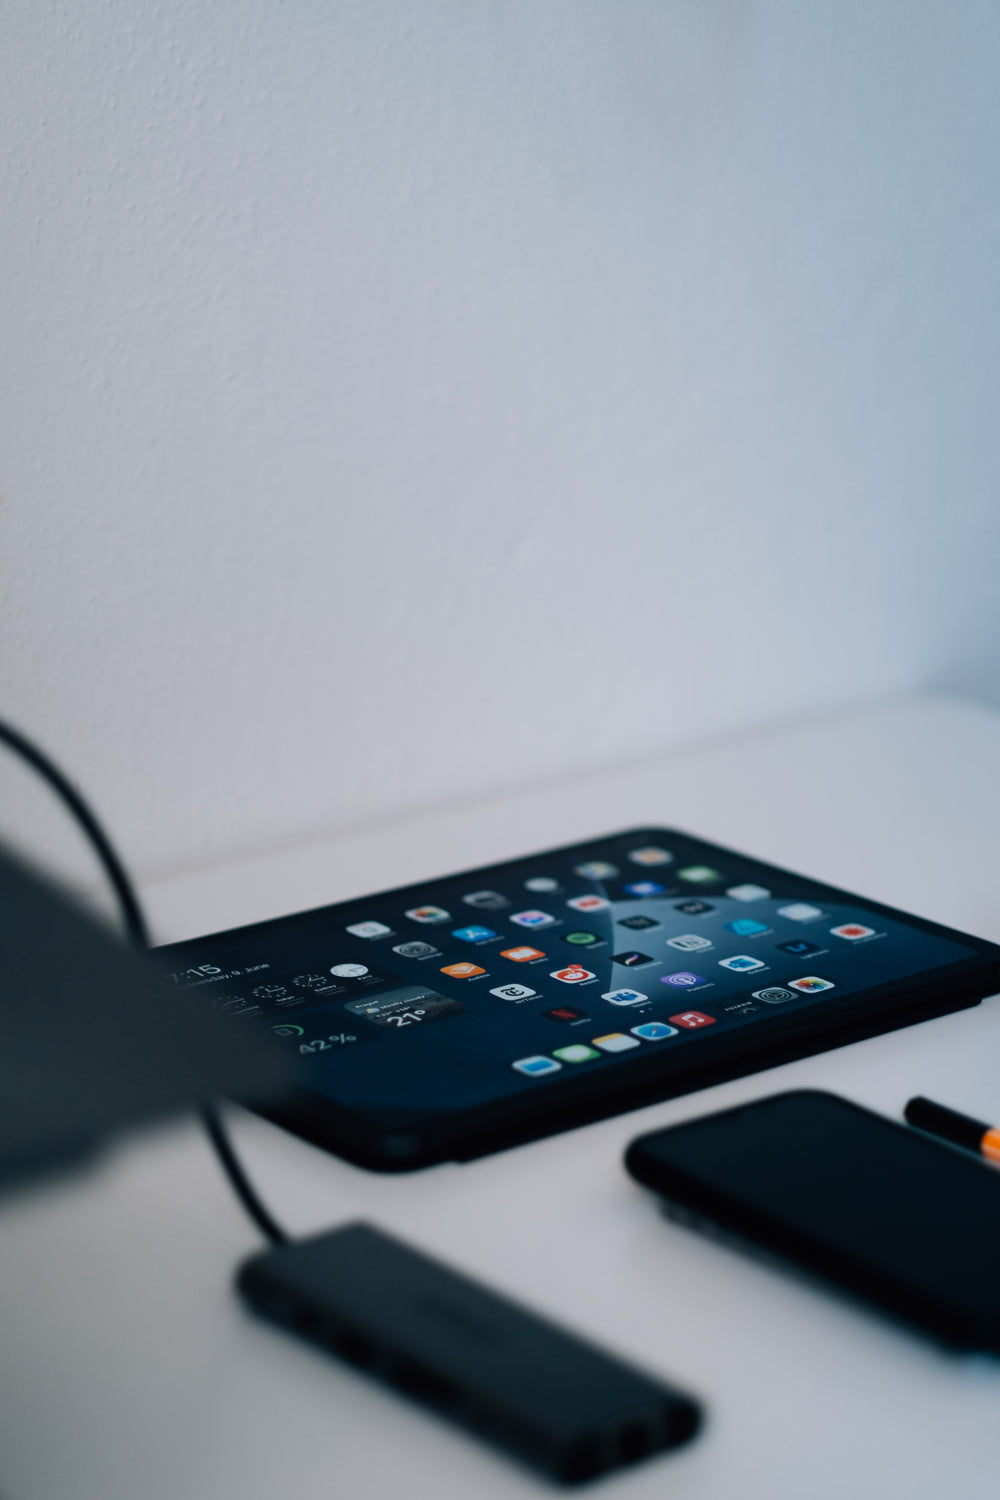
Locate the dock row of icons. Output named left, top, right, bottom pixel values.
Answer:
left=513, top=1012, right=714, bottom=1077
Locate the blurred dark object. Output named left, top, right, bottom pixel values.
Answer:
left=0, top=840, right=289, bottom=1191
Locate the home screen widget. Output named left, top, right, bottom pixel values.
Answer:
left=525, top=877, right=559, bottom=893
left=501, top=945, right=546, bottom=963
left=574, top=860, right=618, bottom=880
left=724, top=918, right=769, bottom=937
left=462, top=890, right=510, bottom=911
left=512, top=1055, right=562, bottom=1078
left=592, top=1032, right=641, bottom=1052
left=752, top=987, right=796, bottom=1004
left=624, top=881, right=667, bottom=898
left=392, top=940, right=441, bottom=960
left=564, top=930, right=600, bottom=947
left=788, top=975, right=834, bottom=993
left=601, top=988, right=648, bottom=1006
left=490, top=982, right=537, bottom=1001
left=611, top=950, right=656, bottom=968
left=830, top=923, right=876, bottom=941
left=331, top=963, right=370, bottom=978
left=778, top=903, right=824, bottom=922
left=551, top=965, right=597, bottom=984
left=452, top=925, right=497, bottom=944
left=675, top=899, right=715, bottom=917
left=619, top=914, right=661, bottom=931
left=726, top=884, right=771, bottom=902
left=669, top=1010, right=716, bottom=1029
left=718, top=955, right=765, bottom=973
left=677, top=866, right=723, bottom=885
left=405, top=906, right=450, bottom=925
left=777, top=939, right=821, bottom=956
left=567, top=894, right=610, bottom=913
left=544, top=1005, right=589, bottom=1023
left=632, top=1022, right=679, bottom=1041
left=441, top=962, right=486, bottom=979
left=661, top=971, right=706, bottom=988
left=346, top=920, right=393, bottom=940
left=627, top=846, right=673, bottom=866
left=553, top=1044, right=600, bottom=1064
left=667, top=933, right=713, bottom=952
left=511, top=909, right=556, bottom=929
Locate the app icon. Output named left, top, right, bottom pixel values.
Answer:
left=544, top=1005, right=589, bottom=1023
left=550, top=965, right=596, bottom=984
left=462, top=890, right=510, bottom=911
left=830, top=923, right=876, bottom=941
left=553, top=1044, right=600, bottom=1064
left=661, top=971, right=706, bottom=987
left=331, top=963, right=369, bottom=978
left=501, top=945, right=546, bottom=963
left=667, top=933, right=713, bottom=952
left=628, top=847, right=673, bottom=866
left=601, top=988, right=649, bottom=1006
left=631, top=1022, right=679, bottom=1041
left=574, top=860, right=618, bottom=880
left=512, top=1055, right=562, bottom=1078
left=392, top=940, right=440, bottom=960
left=592, top=1032, right=641, bottom=1052
left=567, top=894, right=611, bottom=913
left=726, top=884, right=771, bottom=902
left=611, top=950, right=656, bottom=968
left=405, top=906, right=451, bottom=925
left=564, top=930, right=600, bottom=946
left=675, top=899, right=715, bottom=917
left=718, top=954, right=765, bottom=972
left=441, top=962, right=486, bottom=979
left=511, top=909, right=556, bottom=929
left=777, top=903, right=824, bottom=922
left=777, top=939, right=821, bottom=956
left=724, top=918, right=769, bottom=937
left=346, top=920, right=393, bottom=940
left=669, top=1010, right=716, bottom=1029
left=525, top=876, right=559, bottom=893
left=451, top=924, right=497, bottom=944
left=619, top=914, right=661, bottom=931
left=676, top=866, right=722, bottom=885
left=624, top=881, right=667, bottom=898
left=490, top=982, right=537, bottom=1001
left=788, top=975, right=834, bottom=993
left=752, top=987, right=796, bottom=1004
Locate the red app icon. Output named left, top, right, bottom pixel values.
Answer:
left=669, top=1010, right=716, bottom=1029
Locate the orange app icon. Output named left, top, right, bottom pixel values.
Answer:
left=501, top=946, right=546, bottom=963
left=441, top=961, right=486, bottom=979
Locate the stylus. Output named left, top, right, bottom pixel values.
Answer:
left=904, top=1095, right=1000, bottom=1166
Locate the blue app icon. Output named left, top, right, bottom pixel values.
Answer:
left=452, top=925, right=497, bottom=943
left=631, top=1022, right=679, bottom=1041
left=724, top=918, right=769, bottom=937
left=624, top=881, right=667, bottom=898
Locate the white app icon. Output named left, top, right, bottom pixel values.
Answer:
left=489, top=983, right=537, bottom=1001
left=525, top=877, right=559, bottom=893
left=601, top=988, right=649, bottom=1006
left=830, top=923, right=876, bottom=941
left=726, top=884, right=771, bottom=902
left=788, top=976, right=835, bottom=993
left=331, top=963, right=369, bottom=978
left=718, top=954, right=766, bottom=972
left=592, top=1033, right=641, bottom=1052
left=627, top=846, right=673, bottom=866
left=666, top=933, right=713, bottom=952
left=345, top=920, right=392, bottom=940
left=777, top=903, right=824, bottom=923
left=511, top=909, right=556, bottom=929
left=567, top=894, right=610, bottom=913
left=404, top=905, right=450, bottom=924
left=574, top=861, right=619, bottom=880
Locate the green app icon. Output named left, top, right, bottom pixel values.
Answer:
left=565, top=931, right=599, bottom=946
left=553, top=1044, right=600, bottom=1064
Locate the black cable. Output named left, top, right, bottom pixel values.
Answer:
left=0, top=717, right=289, bottom=1245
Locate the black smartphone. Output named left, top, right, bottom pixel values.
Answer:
left=155, top=827, right=1000, bottom=1172
left=626, top=1090, right=1000, bottom=1351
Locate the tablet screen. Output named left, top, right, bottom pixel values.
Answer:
left=158, top=829, right=984, bottom=1126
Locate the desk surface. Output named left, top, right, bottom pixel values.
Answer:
left=3, top=695, right=1000, bottom=1500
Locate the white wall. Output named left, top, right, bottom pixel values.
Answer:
left=2, top=1, right=1000, bottom=886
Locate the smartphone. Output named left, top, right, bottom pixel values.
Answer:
left=626, top=1090, right=1000, bottom=1351
left=156, top=827, right=1000, bottom=1172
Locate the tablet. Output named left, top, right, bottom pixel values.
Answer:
left=156, top=828, right=1000, bottom=1170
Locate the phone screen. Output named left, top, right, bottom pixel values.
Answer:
left=157, top=829, right=987, bottom=1136
left=626, top=1091, right=1000, bottom=1347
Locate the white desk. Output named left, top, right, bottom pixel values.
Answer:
left=3, top=695, right=1000, bottom=1500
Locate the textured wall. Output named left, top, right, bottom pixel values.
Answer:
left=2, top=2, right=1000, bottom=884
